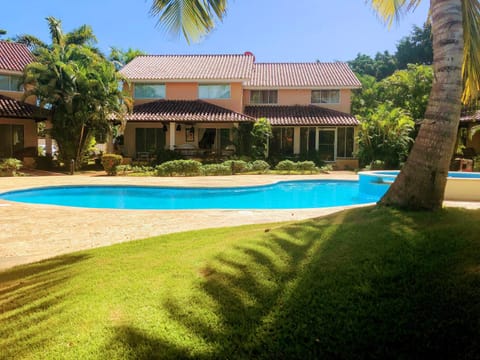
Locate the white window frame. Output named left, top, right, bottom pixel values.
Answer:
left=250, top=90, right=278, bottom=104
left=311, top=90, right=340, bottom=104
left=134, top=83, right=166, bottom=99
left=198, top=84, right=231, bottom=99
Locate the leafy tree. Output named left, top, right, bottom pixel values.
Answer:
left=351, top=74, right=380, bottom=117
left=396, top=23, right=433, bottom=69
left=151, top=0, right=479, bottom=210
left=378, top=64, right=433, bottom=122
left=22, top=17, right=130, bottom=169
left=348, top=51, right=397, bottom=80
left=348, top=53, right=378, bottom=78
left=251, top=118, right=272, bottom=159
left=109, top=47, right=146, bottom=70
left=357, top=103, right=415, bottom=168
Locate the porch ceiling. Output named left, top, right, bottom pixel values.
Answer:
left=461, top=110, right=480, bottom=123
left=125, top=100, right=255, bottom=123
left=244, top=105, right=359, bottom=126
left=0, top=94, right=48, bottom=121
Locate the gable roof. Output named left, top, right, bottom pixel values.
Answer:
left=244, top=105, right=359, bottom=126
left=0, top=94, right=48, bottom=120
left=125, top=100, right=255, bottom=123
left=120, top=54, right=255, bottom=81
left=0, top=41, right=34, bottom=73
left=246, top=62, right=361, bottom=88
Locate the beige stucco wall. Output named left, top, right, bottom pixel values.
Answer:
left=243, top=88, right=352, bottom=114
left=445, top=178, right=480, bottom=201
left=0, top=117, right=37, bottom=149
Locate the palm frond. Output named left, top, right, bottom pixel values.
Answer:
left=367, top=0, right=422, bottom=27
left=461, top=0, right=480, bottom=105
left=46, top=16, right=64, bottom=46
left=13, top=34, right=48, bottom=52
left=150, top=0, right=227, bottom=43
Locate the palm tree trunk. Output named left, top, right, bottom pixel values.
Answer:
left=379, top=0, right=464, bottom=210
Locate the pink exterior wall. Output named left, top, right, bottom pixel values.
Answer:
left=243, top=88, right=352, bottom=114
left=202, top=82, right=243, bottom=113
left=166, top=82, right=197, bottom=100
left=0, top=117, right=37, bottom=149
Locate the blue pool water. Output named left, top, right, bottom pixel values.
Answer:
left=0, top=180, right=381, bottom=210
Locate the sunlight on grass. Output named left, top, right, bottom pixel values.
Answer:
left=1, top=207, right=480, bottom=358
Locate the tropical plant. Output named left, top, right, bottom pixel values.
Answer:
left=250, top=118, right=272, bottom=160
left=150, top=0, right=480, bottom=210
left=109, top=47, right=146, bottom=70
left=21, top=17, right=131, bottom=169
left=0, top=158, right=22, bottom=176
left=101, top=154, right=123, bottom=176
left=357, top=103, right=415, bottom=168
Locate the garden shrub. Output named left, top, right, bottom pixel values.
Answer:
left=297, top=161, right=317, bottom=173
left=155, top=149, right=184, bottom=165
left=156, top=160, right=202, bottom=176
left=0, top=158, right=22, bottom=176
left=250, top=160, right=270, bottom=173
left=201, top=163, right=231, bottom=176
left=101, top=154, right=123, bottom=176
left=223, top=160, right=248, bottom=174
left=116, top=165, right=132, bottom=175
left=275, top=160, right=296, bottom=173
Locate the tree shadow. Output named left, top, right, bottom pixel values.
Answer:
left=108, top=207, right=480, bottom=358
left=0, top=254, right=90, bottom=359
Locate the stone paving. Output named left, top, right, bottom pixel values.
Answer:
left=0, top=172, right=478, bottom=271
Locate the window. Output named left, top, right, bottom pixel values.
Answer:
left=318, top=130, right=336, bottom=161
left=135, top=128, right=165, bottom=154
left=0, top=124, right=24, bottom=157
left=311, top=90, right=340, bottom=104
left=271, top=127, right=294, bottom=155
left=134, top=83, right=165, bottom=99
left=337, top=127, right=354, bottom=158
left=300, top=127, right=316, bottom=154
left=0, top=74, right=22, bottom=91
left=250, top=90, right=278, bottom=104
left=198, top=84, right=230, bottom=99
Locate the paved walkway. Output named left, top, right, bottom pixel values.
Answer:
left=1, top=172, right=479, bottom=271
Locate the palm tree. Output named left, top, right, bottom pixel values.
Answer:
left=22, top=17, right=130, bottom=168
left=150, top=0, right=480, bottom=210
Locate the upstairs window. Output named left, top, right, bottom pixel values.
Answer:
left=311, top=90, right=340, bottom=104
left=199, top=84, right=230, bottom=99
left=0, top=74, right=22, bottom=91
left=250, top=90, right=278, bottom=104
left=134, top=83, right=165, bottom=99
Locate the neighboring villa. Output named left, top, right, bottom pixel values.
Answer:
left=119, top=53, right=362, bottom=169
left=0, top=41, right=47, bottom=165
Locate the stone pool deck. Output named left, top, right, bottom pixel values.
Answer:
left=1, top=172, right=479, bottom=271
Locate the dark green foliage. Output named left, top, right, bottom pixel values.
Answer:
left=396, top=24, right=433, bottom=69
left=251, top=118, right=272, bottom=159
left=275, top=160, right=296, bottom=173
left=250, top=160, right=270, bottom=173
left=154, top=149, right=184, bottom=165
left=101, top=154, right=122, bottom=175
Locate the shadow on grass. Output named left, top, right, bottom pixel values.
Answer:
left=0, top=254, right=90, bottom=359
left=108, top=207, right=480, bottom=359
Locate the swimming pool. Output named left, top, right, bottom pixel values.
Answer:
left=0, top=180, right=380, bottom=210
left=358, top=170, right=480, bottom=201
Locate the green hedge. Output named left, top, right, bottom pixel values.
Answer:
left=156, top=160, right=202, bottom=176
left=201, top=164, right=232, bottom=176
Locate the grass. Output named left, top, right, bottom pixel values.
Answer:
left=1, top=206, right=480, bottom=359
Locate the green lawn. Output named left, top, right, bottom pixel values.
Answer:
left=1, top=207, right=480, bottom=359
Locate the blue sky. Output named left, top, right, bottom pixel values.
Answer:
left=2, top=0, right=430, bottom=62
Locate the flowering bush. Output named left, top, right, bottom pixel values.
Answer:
left=101, top=154, right=123, bottom=176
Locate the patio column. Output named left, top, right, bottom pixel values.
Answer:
left=293, top=127, right=301, bottom=154
left=169, top=121, right=176, bottom=150
left=45, top=120, right=53, bottom=156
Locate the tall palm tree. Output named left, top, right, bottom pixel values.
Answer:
left=150, top=0, right=480, bottom=210
left=22, top=17, right=130, bottom=168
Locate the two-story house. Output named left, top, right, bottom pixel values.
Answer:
left=0, top=41, right=46, bottom=164
left=119, top=52, right=361, bottom=168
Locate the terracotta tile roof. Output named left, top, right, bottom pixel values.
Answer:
left=460, top=110, right=480, bottom=122
left=244, top=105, right=359, bottom=126
left=120, top=54, right=255, bottom=81
left=0, top=94, right=47, bottom=120
left=0, top=41, right=34, bottom=72
left=125, top=100, right=255, bottom=123
left=246, top=62, right=361, bottom=88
